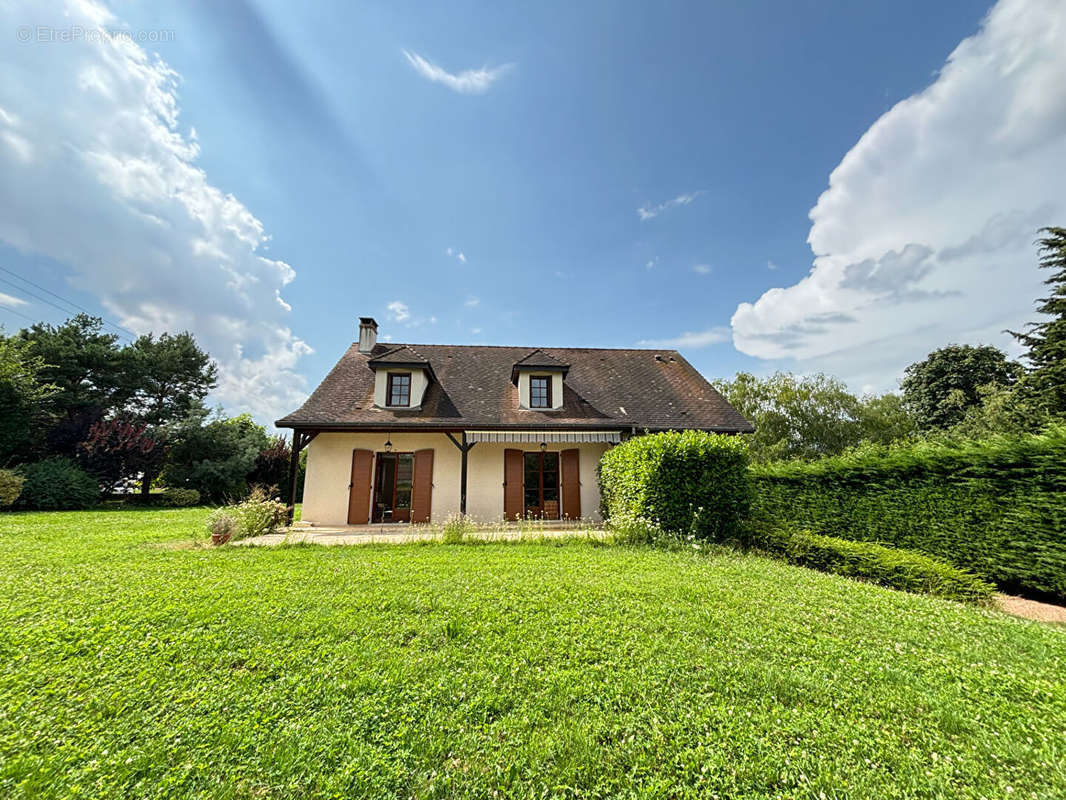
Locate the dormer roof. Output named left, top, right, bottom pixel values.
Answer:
left=510, top=349, right=570, bottom=382
left=367, top=344, right=436, bottom=381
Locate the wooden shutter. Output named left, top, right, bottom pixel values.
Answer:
left=504, top=448, right=523, bottom=520
left=347, top=449, right=374, bottom=525
left=561, top=448, right=581, bottom=520
left=411, top=449, right=434, bottom=523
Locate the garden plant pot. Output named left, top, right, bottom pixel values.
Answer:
left=211, top=531, right=231, bottom=546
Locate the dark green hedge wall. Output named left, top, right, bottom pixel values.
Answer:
left=751, top=427, right=1066, bottom=600
left=599, top=430, right=751, bottom=541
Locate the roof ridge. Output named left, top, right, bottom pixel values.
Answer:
left=362, top=342, right=684, bottom=354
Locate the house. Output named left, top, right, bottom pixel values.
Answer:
left=276, top=317, right=753, bottom=526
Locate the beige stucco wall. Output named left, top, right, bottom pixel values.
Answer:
left=302, top=432, right=608, bottom=526
left=464, top=441, right=608, bottom=522
left=372, top=368, right=429, bottom=408
left=303, top=432, right=461, bottom=526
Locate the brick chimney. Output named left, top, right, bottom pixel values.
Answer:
left=357, top=317, right=378, bottom=353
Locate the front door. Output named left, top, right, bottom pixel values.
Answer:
left=523, top=451, right=560, bottom=519
left=372, top=452, right=413, bottom=523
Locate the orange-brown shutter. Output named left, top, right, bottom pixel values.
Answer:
left=411, top=448, right=434, bottom=523
left=347, top=449, right=374, bottom=525
left=504, top=448, right=523, bottom=520
left=561, top=448, right=581, bottom=520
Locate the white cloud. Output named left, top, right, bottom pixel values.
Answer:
left=637, top=191, right=703, bottom=221
left=446, top=247, right=467, bottom=263
left=386, top=301, right=411, bottom=322
left=692, top=264, right=712, bottom=274
left=470, top=327, right=482, bottom=335
left=403, top=50, right=512, bottom=94
left=731, top=0, right=1066, bottom=390
left=464, top=296, right=479, bottom=307
left=645, top=257, right=658, bottom=270
left=638, top=326, right=732, bottom=349
left=767, top=260, right=778, bottom=271
left=0, top=0, right=311, bottom=424
left=0, top=292, right=28, bottom=308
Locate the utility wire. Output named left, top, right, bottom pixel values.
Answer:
left=0, top=265, right=138, bottom=341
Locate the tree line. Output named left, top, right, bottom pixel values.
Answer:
left=714, top=227, right=1066, bottom=462
left=0, top=314, right=299, bottom=506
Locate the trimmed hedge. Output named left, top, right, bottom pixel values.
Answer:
left=16, top=458, right=100, bottom=511
left=751, top=426, right=1066, bottom=600
left=745, top=520, right=995, bottom=604
left=599, top=430, right=751, bottom=541
left=0, top=469, right=24, bottom=508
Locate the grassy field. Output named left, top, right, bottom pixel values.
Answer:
left=1, top=509, right=1064, bottom=799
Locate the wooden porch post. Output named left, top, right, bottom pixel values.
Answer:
left=285, top=430, right=316, bottom=524
left=445, top=432, right=477, bottom=516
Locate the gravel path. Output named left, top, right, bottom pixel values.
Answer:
left=996, top=594, right=1066, bottom=624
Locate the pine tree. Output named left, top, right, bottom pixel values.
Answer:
left=1010, top=227, right=1066, bottom=417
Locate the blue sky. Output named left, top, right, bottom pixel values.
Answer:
left=1, top=0, right=1063, bottom=424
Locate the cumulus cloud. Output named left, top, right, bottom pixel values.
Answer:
left=731, top=0, right=1066, bottom=390
left=637, top=191, right=703, bottom=221
left=446, top=247, right=467, bottom=263
left=0, top=0, right=311, bottom=423
left=403, top=50, right=512, bottom=94
left=638, top=327, right=732, bottom=349
left=692, top=264, right=712, bottom=275
left=386, top=301, right=411, bottom=322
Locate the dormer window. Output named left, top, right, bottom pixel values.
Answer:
left=529, top=376, right=551, bottom=409
left=386, top=372, right=411, bottom=407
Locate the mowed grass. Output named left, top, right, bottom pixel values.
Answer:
left=1, top=510, right=1064, bottom=799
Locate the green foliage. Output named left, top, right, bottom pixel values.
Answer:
left=123, top=331, right=217, bottom=426
left=3, top=507, right=1066, bottom=798
left=713, top=371, right=916, bottom=462
left=745, top=519, right=994, bottom=604
left=17, top=314, right=128, bottom=425
left=441, top=512, right=475, bottom=543
left=0, top=334, right=57, bottom=463
left=901, top=344, right=1023, bottom=431
left=15, top=457, right=100, bottom=510
left=0, top=469, right=25, bottom=507
left=158, top=488, right=200, bottom=507
left=599, top=430, right=751, bottom=541
left=605, top=511, right=666, bottom=545
left=1010, top=226, right=1066, bottom=418
left=226, top=486, right=287, bottom=540
left=78, top=418, right=167, bottom=494
left=163, top=411, right=271, bottom=503
left=751, top=426, right=1066, bottom=599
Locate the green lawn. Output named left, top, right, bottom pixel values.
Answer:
left=1, top=509, right=1064, bottom=799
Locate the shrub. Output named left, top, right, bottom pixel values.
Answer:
left=16, top=458, right=99, bottom=510
left=599, top=430, right=751, bottom=541
left=159, top=488, right=200, bottom=507
left=751, top=425, right=1066, bottom=600
left=228, top=487, right=287, bottom=540
left=0, top=469, right=25, bottom=508
left=441, top=513, right=474, bottom=544
left=745, top=519, right=995, bottom=604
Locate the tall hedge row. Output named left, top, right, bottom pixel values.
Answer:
left=599, top=430, right=751, bottom=541
left=751, top=426, right=1066, bottom=600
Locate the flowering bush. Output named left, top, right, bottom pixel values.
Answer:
left=230, top=487, right=287, bottom=540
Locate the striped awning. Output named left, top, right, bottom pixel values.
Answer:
left=466, top=430, right=622, bottom=444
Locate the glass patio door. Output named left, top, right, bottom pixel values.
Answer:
left=523, top=451, right=560, bottom=519
left=372, top=452, right=413, bottom=522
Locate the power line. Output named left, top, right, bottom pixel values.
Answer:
left=0, top=302, right=45, bottom=327
left=0, top=265, right=138, bottom=341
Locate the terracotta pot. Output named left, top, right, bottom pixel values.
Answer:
left=211, top=531, right=232, bottom=546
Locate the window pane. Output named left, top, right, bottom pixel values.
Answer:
left=542, top=453, right=558, bottom=471
left=530, top=376, right=549, bottom=408
left=388, top=373, right=411, bottom=406
left=396, top=455, right=413, bottom=489
left=395, top=490, right=411, bottom=509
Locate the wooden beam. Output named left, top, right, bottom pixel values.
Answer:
left=284, top=430, right=316, bottom=524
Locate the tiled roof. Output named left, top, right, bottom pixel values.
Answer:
left=276, top=343, right=754, bottom=433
